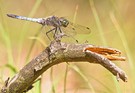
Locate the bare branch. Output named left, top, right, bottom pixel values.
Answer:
left=0, top=41, right=127, bottom=93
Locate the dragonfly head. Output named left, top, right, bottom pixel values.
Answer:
left=59, top=17, right=69, bottom=27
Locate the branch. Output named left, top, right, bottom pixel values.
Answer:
left=0, top=40, right=127, bottom=93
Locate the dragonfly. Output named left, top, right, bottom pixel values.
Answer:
left=7, top=14, right=91, bottom=41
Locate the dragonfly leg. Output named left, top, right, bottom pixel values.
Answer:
left=53, top=27, right=63, bottom=39
left=53, top=27, right=68, bottom=40
left=46, top=27, right=56, bottom=41
left=53, top=27, right=58, bottom=39
left=55, top=27, right=78, bottom=43
left=58, top=27, right=63, bottom=33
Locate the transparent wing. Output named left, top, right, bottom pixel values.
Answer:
left=69, top=22, right=91, bottom=34
left=61, top=21, right=91, bottom=36
left=60, top=26, right=76, bottom=36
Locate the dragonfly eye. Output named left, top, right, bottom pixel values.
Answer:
left=60, top=18, right=69, bottom=27
left=62, top=20, right=69, bottom=27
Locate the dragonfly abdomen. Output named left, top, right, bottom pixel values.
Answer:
left=7, top=14, right=44, bottom=25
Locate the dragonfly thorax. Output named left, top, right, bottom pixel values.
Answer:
left=45, top=16, right=69, bottom=28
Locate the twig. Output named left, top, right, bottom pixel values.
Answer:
left=0, top=40, right=127, bottom=93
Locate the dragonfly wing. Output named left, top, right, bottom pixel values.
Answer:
left=67, top=22, right=91, bottom=34
left=60, top=26, right=77, bottom=36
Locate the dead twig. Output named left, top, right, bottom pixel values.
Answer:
left=0, top=40, right=127, bottom=93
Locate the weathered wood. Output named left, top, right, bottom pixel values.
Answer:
left=0, top=41, right=127, bottom=93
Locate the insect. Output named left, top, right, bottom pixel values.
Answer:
left=7, top=14, right=91, bottom=41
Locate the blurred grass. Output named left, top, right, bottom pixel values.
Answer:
left=110, top=12, right=135, bottom=92
left=69, top=64, right=95, bottom=93
left=89, top=0, right=107, bottom=45
left=0, top=0, right=135, bottom=93
left=18, top=0, right=44, bottom=63
left=0, top=4, right=16, bottom=75
left=89, top=1, right=122, bottom=93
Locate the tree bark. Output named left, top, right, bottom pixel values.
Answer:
left=0, top=40, right=127, bottom=93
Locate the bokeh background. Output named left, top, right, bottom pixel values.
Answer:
left=0, top=0, right=135, bottom=93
